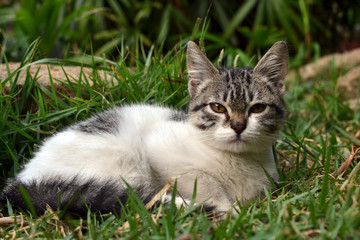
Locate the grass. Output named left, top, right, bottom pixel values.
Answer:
left=0, top=38, right=360, bottom=239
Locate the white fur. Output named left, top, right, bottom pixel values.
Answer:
left=17, top=104, right=278, bottom=212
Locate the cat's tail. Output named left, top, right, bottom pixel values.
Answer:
left=0, top=177, right=154, bottom=217
left=1, top=177, right=220, bottom=218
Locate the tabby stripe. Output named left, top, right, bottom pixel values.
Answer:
left=196, top=122, right=215, bottom=130
left=262, top=122, right=278, bottom=133
left=247, top=91, right=254, bottom=102
left=200, top=85, right=209, bottom=94
left=190, top=104, right=207, bottom=112
left=269, top=104, right=284, bottom=116
left=245, top=71, right=251, bottom=85
left=222, top=90, right=229, bottom=102
left=230, top=90, right=235, bottom=101
left=265, top=84, right=275, bottom=95
left=225, top=71, right=231, bottom=83
left=225, top=112, right=230, bottom=122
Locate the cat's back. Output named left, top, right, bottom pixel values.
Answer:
left=74, top=104, right=183, bottom=134
left=17, top=104, right=187, bottom=183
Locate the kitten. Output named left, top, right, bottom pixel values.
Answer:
left=1, top=41, right=288, bottom=217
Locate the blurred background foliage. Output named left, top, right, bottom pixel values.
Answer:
left=0, top=0, right=359, bottom=68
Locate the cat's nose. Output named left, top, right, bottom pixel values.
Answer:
left=231, top=122, right=246, bottom=135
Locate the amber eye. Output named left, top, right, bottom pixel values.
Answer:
left=210, top=103, right=227, bottom=113
left=249, top=104, right=266, bottom=114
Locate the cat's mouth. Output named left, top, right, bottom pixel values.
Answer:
left=229, top=135, right=247, bottom=144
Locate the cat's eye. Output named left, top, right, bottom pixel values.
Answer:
left=249, top=104, right=266, bottom=114
left=210, top=103, right=227, bottom=113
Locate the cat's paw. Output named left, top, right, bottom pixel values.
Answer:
left=163, top=194, right=191, bottom=209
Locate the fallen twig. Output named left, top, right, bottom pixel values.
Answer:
left=333, top=144, right=360, bottom=178
left=0, top=215, right=27, bottom=227
left=341, top=160, right=360, bottom=191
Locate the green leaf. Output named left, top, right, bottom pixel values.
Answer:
left=222, top=0, right=257, bottom=41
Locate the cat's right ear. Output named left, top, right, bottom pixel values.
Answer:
left=253, top=41, right=288, bottom=95
left=187, top=41, right=219, bottom=97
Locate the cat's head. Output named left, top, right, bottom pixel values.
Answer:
left=186, top=41, right=288, bottom=153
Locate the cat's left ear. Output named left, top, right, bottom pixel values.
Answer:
left=187, top=41, right=219, bottom=98
left=253, top=41, right=288, bottom=95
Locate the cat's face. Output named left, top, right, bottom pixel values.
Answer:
left=186, top=41, right=288, bottom=153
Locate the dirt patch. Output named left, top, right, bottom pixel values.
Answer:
left=0, top=62, right=111, bottom=91
left=286, top=47, right=360, bottom=108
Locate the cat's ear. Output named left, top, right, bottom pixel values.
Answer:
left=253, top=41, right=288, bottom=94
left=187, top=41, right=219, bottom=97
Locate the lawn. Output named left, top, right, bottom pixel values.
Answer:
left=0, top=37, right=359, bottom=239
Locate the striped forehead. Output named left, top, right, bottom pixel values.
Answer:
left=217, top=68, right=254, bottom=112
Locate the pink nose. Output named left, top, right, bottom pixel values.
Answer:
left=231, top=122, right=246, bottom=134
